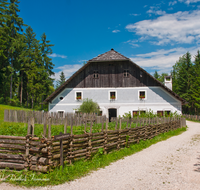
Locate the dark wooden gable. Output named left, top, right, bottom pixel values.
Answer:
left=65, top=60, right=159, bottom=88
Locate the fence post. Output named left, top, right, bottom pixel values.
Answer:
left=87, top=120, right=92, bottom=160
left=115, top=117, right=118, bottom=130
left=117, top=117, right=122, bottom=150
left=64, top=114, right=67, bottom=134
left=104, top=118, right=109, bottom=155
left=48, top=117, right=52, bottom=139
left=28, top=117, right=34, bottom=137
left=106, top=118, right=109, bottom=130
left=25, top=124, right=31, bottom=171
left=59, top=132, right=64, bottom=168
left=43, top=112, right=47, bottom=137
left=101, top=116, right=104, bottom=131
left=69, top=116, right=73, bottom=164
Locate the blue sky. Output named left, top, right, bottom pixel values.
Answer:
left=18, top=0, right=200, bottom=81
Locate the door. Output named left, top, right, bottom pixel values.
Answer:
left=108, top=108, right=117, bottom=122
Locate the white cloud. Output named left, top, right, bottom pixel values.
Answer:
left=78, top=60, right=87, bottom=63
left=112, top=30, right=120, bottom=33
left=49, top=53, right=67, bottom=59
left=169, top=1, right=177, bottom=6
left=130, top=47, right=199, bottom=73
left=147, top=7, right=166, bottom=15
left=130, top=13, right=140, bottom=16
left=124, top=40, right=139, bottom=47
left=179, top=0, right=200, bottom=4
left=53, top=64, right=83, bottom=81
left=126, top=10, right=200, bottom=45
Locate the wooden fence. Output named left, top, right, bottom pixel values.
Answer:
left=4, top=109, right=105, bottom=125
left=183, top=114, right=200, bottom=121
left=0, top=115, right=186, bottom=172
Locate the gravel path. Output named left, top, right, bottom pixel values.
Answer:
left=1, top=120, right=200, bottom=190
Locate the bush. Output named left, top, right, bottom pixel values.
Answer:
left=8, top=98, right=20, bottom=107
left=77, top=98, right=100, bottom=114
left=122, top=111, right=132, bottom=119
left=0, top=97, right=4, bottom=104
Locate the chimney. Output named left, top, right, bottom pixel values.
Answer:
left=164, top=76, right=172, bottom=90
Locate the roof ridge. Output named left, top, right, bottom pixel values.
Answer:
left=89, top=48, right=129, bottom=62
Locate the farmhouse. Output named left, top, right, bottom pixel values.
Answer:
left=44, top=49, right=186, bottom=120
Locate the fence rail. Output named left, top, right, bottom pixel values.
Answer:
left=183, top=114, right=200, bottom=121
left=4, top=109, right=105, bottom=125
left=0, top=112, right=186, bottom=172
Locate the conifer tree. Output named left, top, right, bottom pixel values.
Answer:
left=192, top=50, right=200, bottom=114
left=172, top=52, right=194, bottom=113
left=55, top=71, right=66, bottom=89
left=40, top=33, right=55, bottom=103
left=153, top=70, right=159, bottom=80
left=6, top=0, right=24, bottom=99
left=0, top=0, right=10, bottom=101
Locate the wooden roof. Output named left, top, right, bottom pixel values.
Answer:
left=43, top=49, right=187, bottom=105
left=89, top=48, right=129, bottom=62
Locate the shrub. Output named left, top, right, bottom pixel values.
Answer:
left=77, top=98, right=100, bottom=114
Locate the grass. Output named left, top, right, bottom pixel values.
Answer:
left=186, top=118, right=200, bottom=123
left=0, top=126, right=187, bottom=187
left=0, top=104, right=147, bottom=137
left=0, top=104, right=187, bottom=187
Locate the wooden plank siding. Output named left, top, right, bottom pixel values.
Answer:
left=66, top=61, right=160, bottom=89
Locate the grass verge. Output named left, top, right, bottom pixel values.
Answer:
left=0, top=126, right=187, bottom=187
left=186, top=119, right=200, bottom=123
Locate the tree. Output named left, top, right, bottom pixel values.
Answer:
left=191, top=50, right=200, bottom=114
left=153, top=70, right=159, bottom=80
left=6, top=0, right=24, bottom=99
left=153, top=71, right=168, bottom=83
left=0, top=0, right=11, bottom=101
left=172, top=52, right=195, bottom=113
left=40, top=33, right=54, bottom=106
left=77, top=98, right=100, bottom=114
left=0, top=1, right=55, bottom=109
left=56, top=71, right=66, bottom=89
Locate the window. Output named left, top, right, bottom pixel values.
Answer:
left=75, top=111, right=81, bottom=114
left=133, top=111, right=139, bottom=117
left=93, top=70, right=98, bottom=78
left=98, top=111, right=102, bottom=116
left=140, top=111, right=146, bottom=115
left=76, top=92, right=82, bottom=100
left=109, top=91, right=116, bottom=100
left=165, top=77, right=171, bottom=81
left=139, top=91, right=146, bottom=100
left=140, top=71, right=143, bottom=77
left=124, top=69, right=129, bottom=77
left=165, top=111, right=171, bottom=117
left=58, top=111, right=64, bottom=118
left=157, top=111, right=163, bottom=117
left=59, top=96, right=64, bottom=100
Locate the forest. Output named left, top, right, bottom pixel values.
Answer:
left=154, top=51, right=200, bottom=115
left=0, top=0, right=55, bottom=109
left=0, top=1, right=200, bottom=114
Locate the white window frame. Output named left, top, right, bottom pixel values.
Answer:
left=57, top=110, right=65, bottom=118
left=108, top=90, right=117, bottom=100
left=75, top=91, right=83, bottom=101
left=138, top=90, right=147, bottom=100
